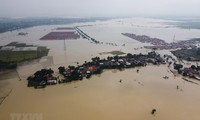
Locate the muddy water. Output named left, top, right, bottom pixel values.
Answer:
left=0, top=70, right=18, bottom=80
left=1, top=17, right=200, bottom=120
left=0, top=65, right=200, bottom=120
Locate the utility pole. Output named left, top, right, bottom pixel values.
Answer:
left=173, top=34, right=175, bottom=43
left=64, top=39, right=66, bottom=55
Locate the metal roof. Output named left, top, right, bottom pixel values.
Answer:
left=12, top=47, right=38, bottom=51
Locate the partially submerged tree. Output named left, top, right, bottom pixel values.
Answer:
left=58, top=66, right=65, bottom=74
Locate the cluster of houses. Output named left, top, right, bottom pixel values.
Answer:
left=27, top=68, right=57, bottom=88
left=27, top=51, right=166, bottom=88
left=122, top=33, right=199, bottom=50
left=122, top=33, right=167, bottom=46
left=58, top=65, right=101, bottom=82
left=58, top=51, right=166, bottom=83
left=173, top=63, right=200, bottom=80
left=26, top=50, right=200, bottom=88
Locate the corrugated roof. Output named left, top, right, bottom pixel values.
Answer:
left=12, top=47, right=38, bottom=51
left=1, top=46, right=16, bottom=51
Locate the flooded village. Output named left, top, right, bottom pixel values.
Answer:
left=27, top=51, right=166, bottom=88
left=1, top=18, right=200, bottom=120
left=122, top=33, right=199, bottom=50
left=21, top=25, right=200, bottom=90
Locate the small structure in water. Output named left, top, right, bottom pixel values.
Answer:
left=18, top=32, right=28, bottom=36
left=119, top=79, right=122, bottom=83
left=151, top=109, right=156, bottom=115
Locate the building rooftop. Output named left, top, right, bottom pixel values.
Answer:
left=12, top=47, right=38, bottom=51
left=1, top=46, right=16, bottom=51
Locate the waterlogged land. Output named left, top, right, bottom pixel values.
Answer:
left=27, top=51, right=165, bottom=88
left=0, top=17, right=108, bottom=33
left=1, top=17, right=200, bottom=120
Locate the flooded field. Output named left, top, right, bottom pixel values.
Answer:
left=1, top=17, right=200, bottom=120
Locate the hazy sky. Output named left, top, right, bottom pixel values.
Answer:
left=0, top=0, right=199, bottom=17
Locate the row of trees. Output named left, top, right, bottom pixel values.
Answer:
left=58, top=52, right=164, bottom=83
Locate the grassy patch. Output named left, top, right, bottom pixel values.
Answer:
left=99, top=50, right=126, bottom=55
left=0, top=51, right=37, bottom=62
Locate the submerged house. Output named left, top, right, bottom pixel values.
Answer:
left=86, top=65, right=102, bottom=74
left=56, top=51, right=166, bottom=83
left=183, top=67, right=199, bottom=77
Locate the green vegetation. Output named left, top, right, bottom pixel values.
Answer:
left=110, top=51, right=126, bottom=55
left=0, top=47, right=49, bottom=62
left=171, top=48, right=200, bottom=61
left=0, top=51, right=37, bottom=62
left=27, top=68, right=55, bottom=88
left=0, top=42, right=49, bottom=69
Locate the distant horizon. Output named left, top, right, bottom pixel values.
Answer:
left=0, top=0, right=200, bottom=18
left=0, top=15, right=200, bottom=20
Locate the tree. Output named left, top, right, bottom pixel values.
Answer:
left=191, top=65, right=196, bottom=70
left=114, top=55, right=119, bottom=60
left=127, top=53, right=132, bottom=58
left=27, top=76, right=34, bottom=81
left=70, top=70, right=81, bottom=80
left=34, top=71, right=42, bottom=77
left=47, top=68, right=54, bottom=75
left=139, top=53, right=143, bottom=56
left=107, top=56, right=113, bottom=60
left=174, top=64, right=183, bottom=71
left=58, top=66, right=65, bottom=74
left=68, top=66, right=75, bottom=70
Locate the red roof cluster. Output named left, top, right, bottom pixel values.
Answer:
left=40, top=32, right=80, bottom=40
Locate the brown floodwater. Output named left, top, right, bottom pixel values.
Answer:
left=1, top=17, right=200, bottom=120
left=1, top=65, right=200, bottom=120
left=0, top=70, right=18, bottom=80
